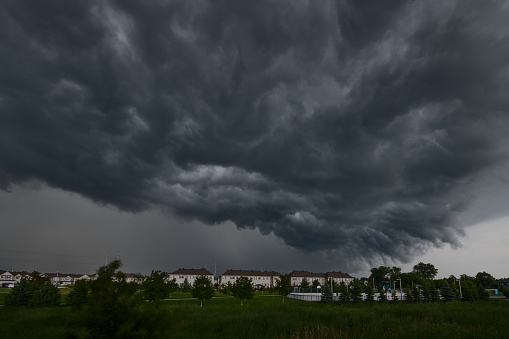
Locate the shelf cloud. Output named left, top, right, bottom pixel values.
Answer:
left=1, top=0, right=509, bottom=267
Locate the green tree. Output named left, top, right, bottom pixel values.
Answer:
left=475, top=272, right=497, bottom=289
left=440, top=281, right=457, bottom=302
left=337, top=282, right=350, bottom=303
left=412, top=262, right=438, bottom=280
left=321, top=286, right=334, bottom=304
left=378, top=287, right=387, bottom=303
left=191, top=275, right=214, bottom=307
left=67, top=279, right=89, bottom=310
left=300, top=277, right=310, bottom=289
left=350, top=279, right=363, bottom=303
left=29, top=280, right=60, bottom=307
left=275, top=275, right=293, bottom=303
left=167, top=278, right=179, bottom=298
left=221, top=281, right=233, bottom=295
left=5, top=274, right=60, bottom=307
left=143, top=270, right=170, bottom=301
left=364, top=284, right=375, bottom=303
left=411, top=286, right=421, bottom=302
left=182, top=278, right=192, bottom=292
left=312, top=279, right=320, bottom=288
left=5, top=278, right=34, bottom=306
left=67, top=260, right=171, bottom=338
left=404, top=288, right=414, bottom=303
left=232, top=276, right=254, bottom=305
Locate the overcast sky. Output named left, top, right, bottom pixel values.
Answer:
left=1, top=1, right=508, bottom=279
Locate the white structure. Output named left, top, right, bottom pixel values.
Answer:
left=168, top=268, right=214, bottom=288
left=220, top=270, right=281, bottom=289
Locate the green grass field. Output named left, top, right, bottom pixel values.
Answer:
left=1, top=296, right=508, bottom=338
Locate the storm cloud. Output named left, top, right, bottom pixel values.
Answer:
left=1, top=0, right=509, bottom=267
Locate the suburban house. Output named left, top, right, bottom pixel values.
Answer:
left=219, top=269, right=281, bottom=289
left=167, top=268, right=214, bottom=288
left=288, top=270, right=327, bottom=286
left=44, top=273, right=95, bottom=286
left=288, top=270, right=354, bottom=287
left=0, top=270, right=33, bottom=286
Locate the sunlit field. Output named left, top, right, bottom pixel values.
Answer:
left=1, top=295, right=508, bottom=338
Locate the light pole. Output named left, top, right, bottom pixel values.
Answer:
left=457, top=277, right=462, bottom=299
left=396, top=278, right=402, bottom=300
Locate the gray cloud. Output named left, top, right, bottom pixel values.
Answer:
left=1, top=0, right=509, bottom=268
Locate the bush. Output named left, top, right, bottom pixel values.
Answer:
left=5, top=276, right=60, bottom=307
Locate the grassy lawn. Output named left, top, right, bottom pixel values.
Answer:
left=1, top=297, right=508, bottom=338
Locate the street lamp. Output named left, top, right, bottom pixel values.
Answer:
left=396, top=278, right=402, bottom=300
left=457, top=277, right=462, bottom=299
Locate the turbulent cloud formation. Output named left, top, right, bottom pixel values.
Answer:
left=1, top=0, right=509, bottom=266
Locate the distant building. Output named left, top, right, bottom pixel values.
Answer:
left=168, top=268, right=214, bottom=288
left=288, top=270, right=354, bottom=287
left=219, top=269, right=281, bottom=289
left=499, top=278, right=509, bottom=288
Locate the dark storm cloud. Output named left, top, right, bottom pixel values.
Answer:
left=1, top=0, right=509, bottom=266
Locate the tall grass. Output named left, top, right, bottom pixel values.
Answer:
left=0, top=296, right=507, bottom=338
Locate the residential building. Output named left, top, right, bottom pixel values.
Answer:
left=168, top=268, right=214, bottom=288
left=219, top=269, right=281, bottom=289
left=288, top=270, right=354, bottom=287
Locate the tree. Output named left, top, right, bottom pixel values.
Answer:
left=182, top=278, right=192, bottom=292
left=67, top=279, right=89, bottom=310
left=440, top=281, right=457, bottom=302
left=321, top=286, right=334, bottom=304
left=191, top=275, right=214, bottom=307
left=412, top=262, right=438, bottom=280
left=350, top=279, right=363, bottom=303
left=300, top=277, right=310, bottom=289
left=404, top=288, right=414, bottom=303
left=364, top=284, right=375, bottom=303
left=475, top=272, right=497, bottom=289
left=275, top=275, right=293, bottom=303
left=337, top=282, right=350, bottom=303
left=232, top=276, right=254, bottom=305
left=411, top=286, right=421, bottom=302
left=143, top=270, right=170, bottom=301
left=67, top=260, right=171, bottom=338
left=221, top=281, right=233, bottom=295
left=5, top=273, right=60, bottom=307
left=378, top=287, right=387, bottom=303
left=312, top=279, right=320, bottom=288
left=167, top=278, right=179, bottom=298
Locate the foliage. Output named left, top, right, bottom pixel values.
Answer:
left=312, top=279, right=320, bottom=288
left=232, top=276, right=254, bottom=305
left=320, top=286, right=334, bottom=304
left=5, top=274, right=60, bottom=307
left=182, top=278, right=192, bottom=292
left=221, top=281, right=233, bottom=295
left=143, top=270, right=170, bottom=301
left=275, top=275, right=293, bottom=303
left=411, top=286, right=421, bottom=302
left=191, top=275, right=214, bottom=307
left=364, top=283, right=375, bottom=303
left=67, top=260, right=171, bottom=338
left=67, top=279, right=89, bottom=310
left=391, top=290, right=399, bottom=303
left=404, top=288, right=414, bottom=303
left=369, top=266, right=401, bottom=287
left=378, top=287, right=387, bottom=303
left=300, top=277, right=310, bottom=289
left=412, top=262, right=438, bottom=280
left=167, top=278, right=179, bottom=298
left=350, top=279, right=363, bottom=303
left=475, top=272, right=497, bottom=289
left=337, top=282, right=350, bottom=304
left=4, top=298, right=509, bottom=338
left=440, top=281, right=457, bottom=302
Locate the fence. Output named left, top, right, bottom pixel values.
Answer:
left=288, top=292, right=405, bottom=302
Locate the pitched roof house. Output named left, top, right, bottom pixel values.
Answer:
left=168, top=268, right=214, bottom=287
left=220, top=269, right=281, bottom=289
